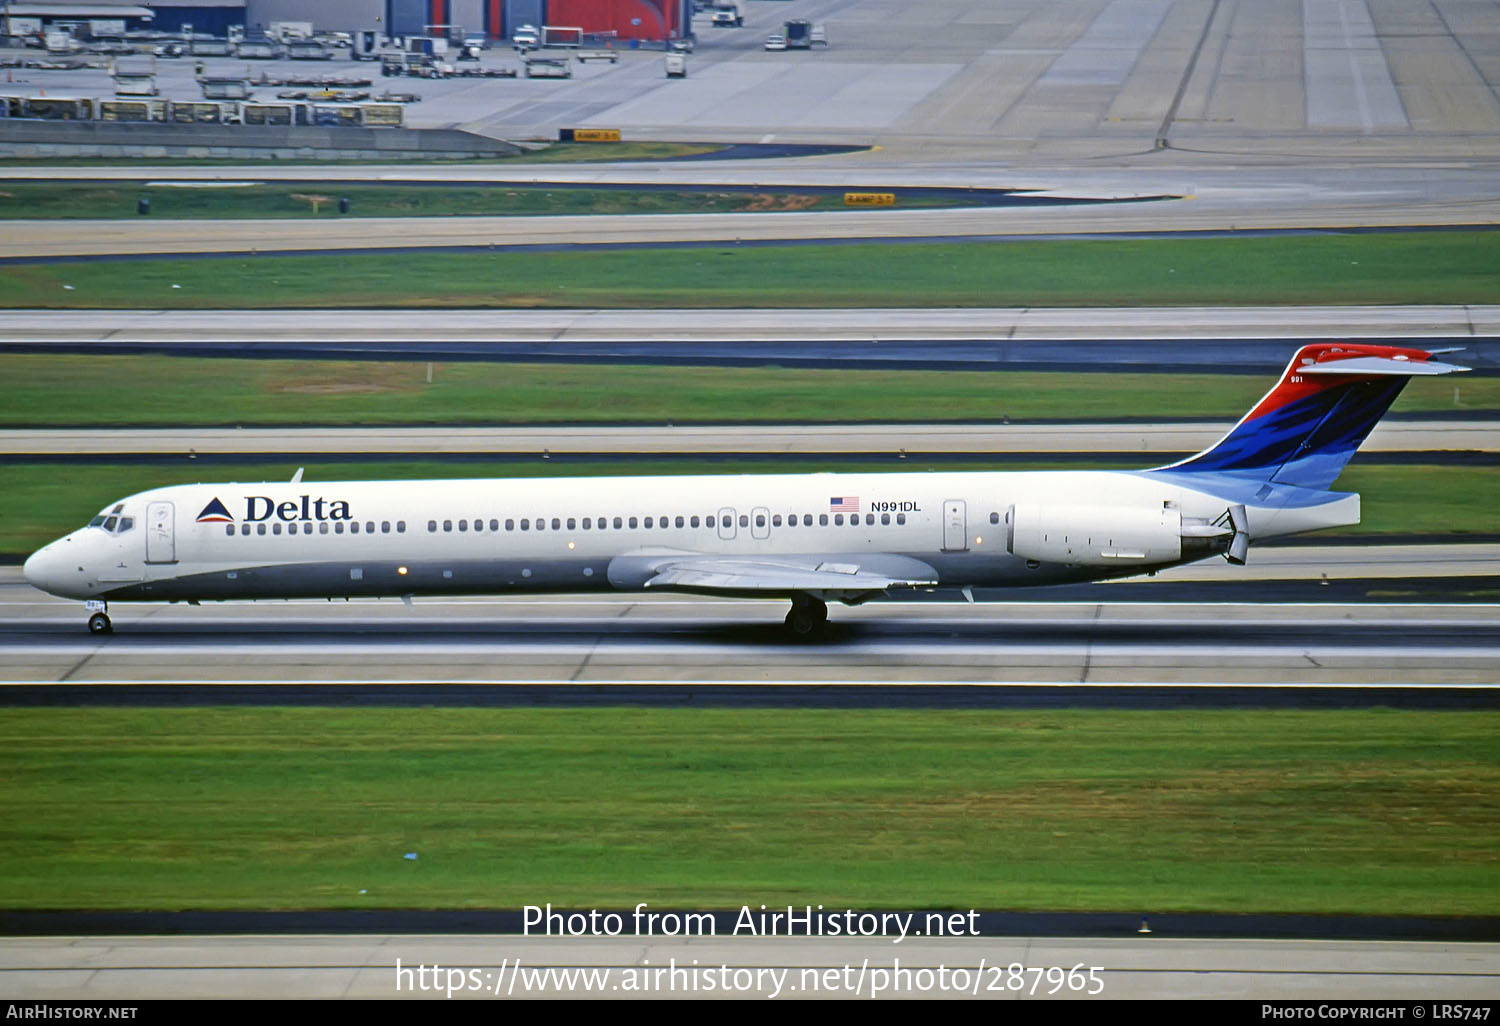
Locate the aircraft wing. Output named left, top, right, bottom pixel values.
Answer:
left=609, top=552, right=938, bottom=601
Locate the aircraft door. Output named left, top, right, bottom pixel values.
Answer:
left=717, top=507, right=736, bottom=541
left=145, top=501, right=176, bottom=563
left=942, top=499, right=967, bottom=552
left=751, top=506, right=770, bottom=540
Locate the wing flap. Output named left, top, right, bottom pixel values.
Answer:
left=608, top=552, right=938, bottom=598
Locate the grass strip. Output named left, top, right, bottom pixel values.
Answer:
left=6, top=231, right=1499, bottom=308
left=2, top=708, right=1496, bottom=914
left=1, top=460, right=1491, bottom=557
left=0, top=356, right=1492, bottom=428
left=0, top=182, right=946, bottom=220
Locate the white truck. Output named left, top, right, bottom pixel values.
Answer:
left=665, top=52, right=687, bottom=78
left=711, top=1, right=745, bottom=27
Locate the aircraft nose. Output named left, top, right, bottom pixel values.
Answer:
left=22, top=546, right=51, bottom=591
left=23, top=541, right=70, bottom=596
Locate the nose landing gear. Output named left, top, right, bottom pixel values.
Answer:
left=86, top=602, right=112, bottom=635
left=784, top=594, right=828, bottom=638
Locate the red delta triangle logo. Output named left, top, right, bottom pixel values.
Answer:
left=196, top=497, right=234, bottom=523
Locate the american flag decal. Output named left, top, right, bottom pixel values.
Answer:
left=829, top=496, right=859, bottom=513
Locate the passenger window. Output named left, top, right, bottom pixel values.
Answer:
left=739, top=514, right=748, bottom=528
left=320, top=523, right=329, bottom=535
left=897, top=513, right=906, bottom=525
left=834, top=514, right=844, bottom=526
left=567, top=518, right=576, bottom=530
left=242, top=524, right=250, bottom=536
left=629, top=517, right=638, bottom=529
left=428, top=520, right=437, bottom=532
left=273, top=523, right=282, bottom=535
left=443, top=520, right=452, bottom=532
left=350, top=522, right=360, bottom=534
left=990, top=512, right=1000, bottom=525
left=676, top=516, right=684, bottom=528
left=473, top=520, right=482, bottom=533
left=399, top=522, right=407, bottom=533
left=881, top=513, right=890, bottom=525
left=258, top=524, right=268, bottom=536
left=459, top=520, right=468, bottom=532
left=644, top=517, right=653, bottom=529
left=334, top=522, right=343, bottom=534
left=552, top=518, right=560, bottom=531
left=521, top=519, right=530, bottom=531
left=536, top=518, right=545, bottom=532
left=506, top=519, right=515, bottom=531
left=865, top=514, right=874, bottom=526
left=755, top=514, right=766, bottom=528
left=772, top=515, right=781, bottom=527
left=382, top=522, right=391, bottom=534
left=804, top=514, right=813, bottom=526
left=225, top=525, right=234, bottom=537
left=613, top=517, right=622, bottom=529
left=690, top=516, right=700, bottom=528
left=488, top=519, right=497, bottom=532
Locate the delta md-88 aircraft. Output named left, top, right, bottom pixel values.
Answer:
left=24, top=343, right=1466, bottom=637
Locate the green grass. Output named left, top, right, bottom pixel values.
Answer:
left=0, top=358, right=1283, bottom=426
left=2, top=708, right=1495, bottom=913
left=7, top=231, right=1499, bottom=308
left=1, top=460, right=1492, bottom=557
left=0, top=355, right=1493, bottom=427
left=0, top=182, right=930, bottom=219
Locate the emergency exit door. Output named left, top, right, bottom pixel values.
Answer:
left=942, top=499, right=967, bottom=552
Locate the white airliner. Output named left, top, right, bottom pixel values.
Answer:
left=23, top=343, right=1465, bottom=637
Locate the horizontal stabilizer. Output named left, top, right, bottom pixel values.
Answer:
left=1299, top=355, right=1468, bottom=375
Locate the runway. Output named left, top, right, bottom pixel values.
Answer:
left=3, top=933, right=1497, bottom=999
left=3, top=552, right=1497, bottom=688
left=3, top=306, right=1496, bottom=345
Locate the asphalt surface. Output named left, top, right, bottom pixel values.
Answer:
left=4, top=421, right=1497, bottom=457
left=4, top=933, right=1498, bottom=1000
left=5, top=554, right=1498, bottom=689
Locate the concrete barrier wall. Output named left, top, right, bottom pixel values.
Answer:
left=0, top=119, right=522, bottom=160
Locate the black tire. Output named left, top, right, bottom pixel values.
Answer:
left=87, top=612, right=112, bottom=635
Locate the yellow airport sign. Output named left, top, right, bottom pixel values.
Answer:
left=844, top=192, right=895, bottom=206
left=571, top=128, right=622, bottom=142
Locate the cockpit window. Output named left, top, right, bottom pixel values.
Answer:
left=88, top=516, right=107, bottom=528
left=103, top=516, right=119, bottom=531
left=117, top=516, right=134, bottom=534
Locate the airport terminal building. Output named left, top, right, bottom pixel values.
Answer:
left=1, top=0, right=691, bottom=40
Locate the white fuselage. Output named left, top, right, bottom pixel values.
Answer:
left=22, top=468, right=1359, bottom=606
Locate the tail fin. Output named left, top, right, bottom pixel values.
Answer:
left=1152, top=343, right=1468, bottom=490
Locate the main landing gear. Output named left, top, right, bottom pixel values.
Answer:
left=86, top=602, right=112, bottom=635
left=784, top=595, right=828, bottom=638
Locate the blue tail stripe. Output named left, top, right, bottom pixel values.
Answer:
left=1162, top=379, right=1406, bottom=489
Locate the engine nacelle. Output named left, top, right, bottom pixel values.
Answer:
left=1007, top=502, right=1196, bottom=567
